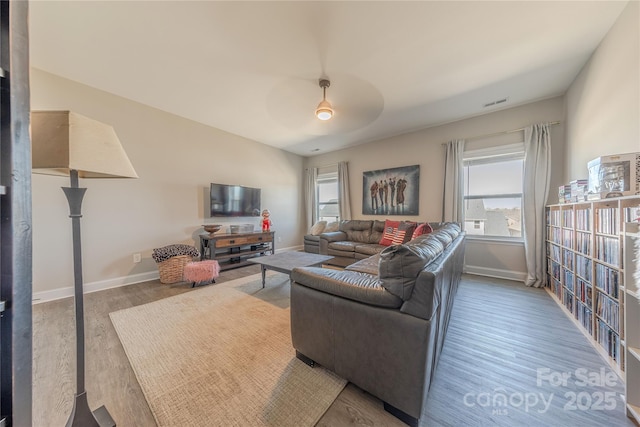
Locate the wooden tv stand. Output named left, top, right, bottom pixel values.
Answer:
left=199, top=230, right=275, bottom=271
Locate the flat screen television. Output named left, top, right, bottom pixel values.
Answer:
left=210, top=183, right=261, bottom=217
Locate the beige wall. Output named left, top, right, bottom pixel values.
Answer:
left=31, top=69, right=304, bottom=301
left=31, top=1, right=635, bottom=296
left=305, top=97, right=565, bottom=281
left=565, top=1, right=639, bottom=181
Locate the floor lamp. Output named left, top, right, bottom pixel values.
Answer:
left=31, top=111, right=138, bottom=427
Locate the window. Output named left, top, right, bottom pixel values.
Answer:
left=463, top=143, right=524, bottom=239
left=317, top=171, right=340, bottom=222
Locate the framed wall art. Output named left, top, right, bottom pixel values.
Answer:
left=362, top=164, right=419, bottom=215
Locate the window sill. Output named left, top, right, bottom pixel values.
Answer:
left=465, top=235, right=524, bottom=246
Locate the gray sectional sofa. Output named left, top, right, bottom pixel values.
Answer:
left=315, top=219, right=387, bottom=267
left=290, top=223, right=465, bottom=426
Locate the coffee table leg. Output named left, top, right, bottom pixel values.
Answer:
left=261, top=265, right=266, bottom=288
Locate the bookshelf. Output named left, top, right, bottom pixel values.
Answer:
left=624, top=222, right=640, bottom=422
left=546, top=196, right=640, bottom=376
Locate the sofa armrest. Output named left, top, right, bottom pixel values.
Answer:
left=400, top=234, right=464, bottom=320
left=400, top=270, right=439, bottom=321
left=319, top=231, right=347, bottom=254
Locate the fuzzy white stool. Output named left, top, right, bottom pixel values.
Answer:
left=183, top=260, right=220, bottom=287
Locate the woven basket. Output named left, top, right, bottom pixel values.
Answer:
left=157, top=255, right=192, bottom=284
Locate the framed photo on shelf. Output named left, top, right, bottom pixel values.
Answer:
left=362, top=164, right=419, bottom=215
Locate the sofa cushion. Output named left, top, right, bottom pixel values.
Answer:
left=346, top=253, right=381, bottom=275
left=370, top=220, right=386, bottom=244
left=411, top=222, right=433, bottom=239
left=430, top=229, right=453, bottom=246
left=378, top=236, right=445, bottom=300
left=439, top=222, right=462, bottom=238
left=291, top=267, right=402, bottom=308
left=309, top=221, right=327, bottom=236
left=340, top=220, right=374, bottom=243
left=329, top=240, right=358, bottom=252
left=355, top=243, right=386, bottom=256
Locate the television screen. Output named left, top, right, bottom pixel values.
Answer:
left=210, top=183, right=261, bottom=217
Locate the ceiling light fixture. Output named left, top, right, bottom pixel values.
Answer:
left=315, top=79, right=333, bottom=121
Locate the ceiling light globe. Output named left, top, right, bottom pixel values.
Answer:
left=315, top=100, right=333, bottom=120
left=316, top=109, right=333, bottom=120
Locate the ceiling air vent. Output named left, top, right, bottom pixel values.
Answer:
left=483, top=98, right=508, bottom=108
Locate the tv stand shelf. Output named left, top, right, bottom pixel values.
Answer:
left=200, top=231, right=275, bottom=271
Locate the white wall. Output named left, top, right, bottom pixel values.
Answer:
left=305, top=97, right=565, bottom=281
left=565, top=1, right=639, bottom=181
left=31, top=69, right=304, bottom=301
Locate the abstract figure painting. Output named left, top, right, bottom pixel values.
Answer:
left=362, top=165, right=419, bottom=215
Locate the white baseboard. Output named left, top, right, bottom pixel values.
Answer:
left=32, top=270, right=160, bottom=304
left=32, top=245, right=304, bottom=304
left=464, top=265, right=526, bottom=283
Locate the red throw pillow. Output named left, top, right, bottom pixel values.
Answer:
left=391, top=221, right=417, bottom=245
left=411, top=222, right=433, bottom=240
left=379, top=220, right=401, bottom=246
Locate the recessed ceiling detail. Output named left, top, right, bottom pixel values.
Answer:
left=266, top=74, right=384, bottom=136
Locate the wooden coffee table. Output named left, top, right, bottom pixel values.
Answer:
left=248, top=252, right=334, bottom=288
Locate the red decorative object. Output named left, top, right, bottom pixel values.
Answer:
left=412, top=222, right=433, bottom=239
left=262, top=209, right=272, bottom=232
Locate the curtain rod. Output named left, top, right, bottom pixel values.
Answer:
left=441, top=121, right=561, bottom=145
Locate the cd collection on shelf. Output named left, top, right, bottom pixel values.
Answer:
left=575, top=208, right=591, bottom=231
left=545, top=195, right=640, bottom=374
left=575, top=254, right=592, bottom=282
left=575, top=231, right=591, bottom=255
left=595, top=263, right=620, bottom=299
left=595, top=236, right=620, bottom=266
left=597, top=207, right=619, bottom=235
left=576, top=277, right=593, bottom=306
left=596, top=292, right=619, bottom=331
left=597, top=319, right=620, bottom=362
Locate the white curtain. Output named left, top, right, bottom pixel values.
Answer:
left=338, top=161, right=352, bottom=220
left=304, top=167, right=318, bottom=231
left=442, top=139, right=465, bottom=222
left=523, top=124, right=551, bottom=288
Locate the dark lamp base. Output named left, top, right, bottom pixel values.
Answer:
left=66, top=392, right=116, bottom=427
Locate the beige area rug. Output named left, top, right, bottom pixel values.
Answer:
left=110, top=274, right=346, bottom=427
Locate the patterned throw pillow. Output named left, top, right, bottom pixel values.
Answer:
left=379, top=220, right=417, bottom=246
left=411, top=222, right=434, bottom=240
left=392, top=221, right=417, bottom=245
left=379, top=220, right=401, bottom=246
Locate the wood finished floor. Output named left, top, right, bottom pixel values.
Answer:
left=33, top=268, right=635, bottom=427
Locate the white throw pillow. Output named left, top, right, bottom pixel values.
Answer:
left=309, top=221, right=327, bottom=236
left=324, top=221, right=340, bottom=232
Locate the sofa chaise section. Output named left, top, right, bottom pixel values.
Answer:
left=290, top=224, right=465, bottom=426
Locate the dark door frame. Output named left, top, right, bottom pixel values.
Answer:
left=0, top=0, right=33, bottom=425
